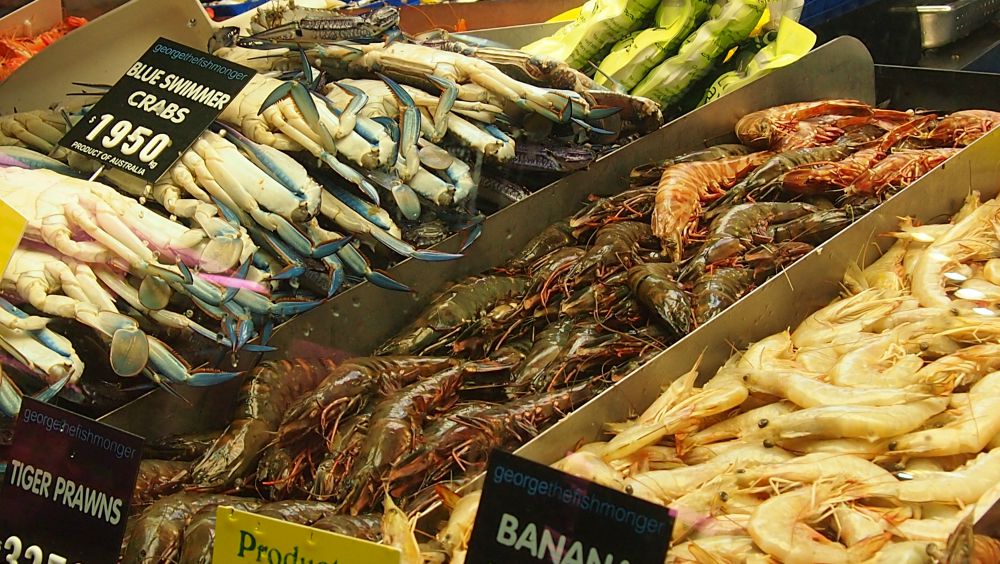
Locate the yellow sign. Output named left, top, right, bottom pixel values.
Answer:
left=213, top=507, right=401, bottom=564
left=547, top=7, right=582, bottom=22
left=0, top=198, right=26, bottom=277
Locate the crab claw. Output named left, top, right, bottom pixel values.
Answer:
left=0, top=297, right=50, bottom=331
left=243, top=343, right=278, bottom=353
left=0, top=370, right=22, bottom=417
left=460, top=222, right=483, bottom=252
left=366, top=269, right=412, bottom=292
left=34, top=373, right=70, bottom=403
left=0, top=146, right=83, bottom=177
left=425, top=74, right=459, bottom=141
left=586, top=105, right=623, bottom=120
left=147, top=336, right=240, bottom=387
left=367, top=170, right=421, bottom=221
left=297, top=47, right=316, bottom=88
left=217, top=122, right=309, bottom=200
left=372, top=116, right=401, bottom=167
left=269, top=264, right=307, bottom=281
left=335, top=82, right=369, bottom=139
left=515, top=95, right=572, bottom=124
left=311, top=235, right=356, bottom=258
left=337, top=245, right=412, bottom=292
left=1, top=372, right=71, bottom=418
left=368, top=227, right=463, bottom=262
left=572, top=117, right=615, bottom=136
left=259, top=81, right=293, bottom=115
left=325, top=184, right=397, bottom=232
left=317, top=149, right=381, bottom=204
left=320, top=254, right=346, bottom=298
left=262, top=81, right=321, bottom=130
left=224, top=315, right=255, bottom=352
left=278, top=298, right=325, bottom=316
left=377, top=73, right=421, bottom=181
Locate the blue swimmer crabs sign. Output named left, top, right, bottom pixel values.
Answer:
left=60, top=37, right=254, bottom=183
left=466, top=450, right=673, bottom=564
left=0, top=397, right=143, bottom=563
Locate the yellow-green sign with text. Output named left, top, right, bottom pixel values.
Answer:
left=0, top=198, right=26, bottom=276
left=213, top=507, right=400, bottom=564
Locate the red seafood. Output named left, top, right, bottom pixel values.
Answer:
left=735, top=99, right=874, bottom=150
left=847, top=148, right=960, bottom=196
left=927, top=109, right=1000, bottom=147
left=652, top=152, right=772, bottom=256
left=782, top=115, right=937, bottom=195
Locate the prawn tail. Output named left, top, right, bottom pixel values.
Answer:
left=848, top=532, right=893, bottom=560
left=434, top=484, right=462, bottom=510
left=688, top=542, right=732, bottom=564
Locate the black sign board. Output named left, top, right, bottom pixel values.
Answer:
left=60, top=37, right=254, bottom=183
left=466, top=450, right=673, bottom=564
left=0, top=397, right=143, bottom=564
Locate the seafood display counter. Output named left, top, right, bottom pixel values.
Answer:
left=98, top=36, right=879, bottom=438
left=103, top=32, right=1000, bottom=560
left=2, top=0, right=1000, bottom=560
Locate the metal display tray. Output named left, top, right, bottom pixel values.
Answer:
left=98, top=36, right=878, bottom=436
left=0, top=0, right=277, bottom=112
left=891, top=0, right=1000, bottom=49
left=514, top=104, right=1000, bottom=466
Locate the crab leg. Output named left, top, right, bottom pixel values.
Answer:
left=182, top=142, right=330, bottom=259
left=337, top=243, right=410, bottom=292
left=0, top=367, right=68, bottom=418
left=92, top=266, right=233, bottom=347
left=0, top=321, right=82, bottom=386
left=321, top=191, right=462, bottom=262
left=379, top=74, right=422, bottom=181
left=0, top=111, right=65, bottom=152
left=146, top=336, right=240, bottom=387
left=201, top=131, right=316, bottom=221
left=0, top=298, right=49, bottom=332
left=3, top=250, right=150, bottom=377
left=365, top=169, right=421, bottom=220
left=425, top=74, right=460, bottom=141
left=216, top=124, right=320, bottom=205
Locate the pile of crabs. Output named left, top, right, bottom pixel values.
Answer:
left=118, top=100, right=1000, bottom=562
left=0, top=4, right=661, bottom=416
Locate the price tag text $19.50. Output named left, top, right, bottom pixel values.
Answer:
left=2, top=535, right=76, bottom=564
left=84, top=113, right=172, bottom=170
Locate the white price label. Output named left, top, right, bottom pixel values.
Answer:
left=83, top=113, right=172, bottom=169
left=1, top=536, right=75, bottom=564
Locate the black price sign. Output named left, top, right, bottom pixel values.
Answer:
left=466, top=450, right=673, bottom=564
left=60, top=37, right=254, bottom=183
left=0, top=397, right=144, bottom=564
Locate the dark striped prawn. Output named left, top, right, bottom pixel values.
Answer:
left=388, top=383, right=597, bottom=498
left=277, top=356, right=458, bottom=443
left=376, top=275, right=531, bottom=355
left=336, top=363, right=479, bottom=514
left=189, top=359, right=333, bottom=491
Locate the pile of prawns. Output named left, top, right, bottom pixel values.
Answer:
left=439, top=191, right=1000, bottom=563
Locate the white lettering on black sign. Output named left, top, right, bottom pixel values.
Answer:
left=59, top=37, right=254, bottom=183
left=0, top=398, right=143, bottom=564
left=465, top=450, right=673, bottom=564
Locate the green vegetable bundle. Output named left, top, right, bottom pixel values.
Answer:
left=594, top=0, right=712, bottom=92
left=631, top=0, right=767, bottom=106
left=522, top=0, right=662, bottom=70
